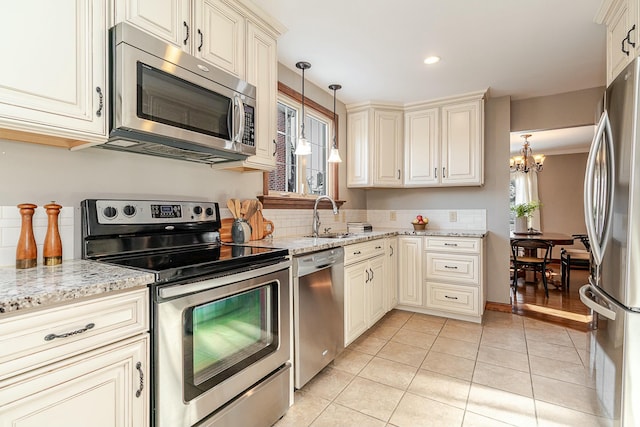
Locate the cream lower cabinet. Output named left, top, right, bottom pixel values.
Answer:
left=0, top=288, right=150, bottom=426
left=0, top=0, right=108, bottom=147
left=397, top=236, right=423, bottom=307
left=344, top=241, right=386, bottom=346
left=385, top=237, right=398, bottom=310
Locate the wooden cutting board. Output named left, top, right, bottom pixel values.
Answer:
left=220, top=218, right=234, bottom=243
left=248, top=201, right=274, bottom=240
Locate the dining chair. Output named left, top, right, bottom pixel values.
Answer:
left=511, top=239, right=553, bottom=297
left=560, top=234, right=590, bottom=291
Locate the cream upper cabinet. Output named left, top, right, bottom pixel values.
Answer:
left=115, top=0, right=245, bottom=78
left=346, top=103, right=403, bottom=188
left=347, top=91, right=485, bottom=188
left=404, top=94, right=484, bottom=187
left=0, top=0, right=108, bottom=147
left=597, top=0, right=639, bottom=84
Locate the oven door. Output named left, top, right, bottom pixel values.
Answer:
left=153, top=260, right=291, bottom=427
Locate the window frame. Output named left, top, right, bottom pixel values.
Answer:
left=260, top=82, right=344, bottom=210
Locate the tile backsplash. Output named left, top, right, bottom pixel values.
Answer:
left=0, top=206, right=75, bottom=267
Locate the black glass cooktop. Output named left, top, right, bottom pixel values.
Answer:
left=101, top=244, right=288, bottom=283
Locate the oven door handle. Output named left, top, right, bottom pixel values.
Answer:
left=157, top=259, right=291, bottom=299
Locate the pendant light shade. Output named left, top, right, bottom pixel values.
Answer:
left=294, top=61, right=312, bottom=156
left=328, top=84, right=342, bottom=163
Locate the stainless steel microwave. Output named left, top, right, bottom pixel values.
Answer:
left=104, top=23, right=256, bottom=164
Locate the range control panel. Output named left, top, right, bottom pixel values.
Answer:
left=94, top=200, right=218, bottom=224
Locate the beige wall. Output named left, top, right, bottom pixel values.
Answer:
left=537, top=153, right=588, bottom=249
left=365, top=96, right=513, bottom=304
left=511, top=87, right=604, bottom=132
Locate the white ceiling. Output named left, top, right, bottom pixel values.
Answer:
left=251, top=0, right=606, bottom=106
left=510, top=125, right=595, bottom=156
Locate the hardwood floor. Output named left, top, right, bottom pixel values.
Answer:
left=510, top=261, right=593, bottom=331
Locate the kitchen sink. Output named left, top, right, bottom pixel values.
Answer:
left=305, top=232, right=352, bottom=239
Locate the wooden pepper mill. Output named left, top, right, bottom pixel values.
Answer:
left=16, top=203, right=38, bottom=269
left=43, top=202, right=63, bottom=266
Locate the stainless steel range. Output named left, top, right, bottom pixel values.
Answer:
left=81, top=199, right=291, bottom=427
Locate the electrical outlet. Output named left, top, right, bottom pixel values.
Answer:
left=390, top=211, right=397, bottom=221
left=449, top=211, right=458, bottom=222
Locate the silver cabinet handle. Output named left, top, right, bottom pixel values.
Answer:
left=45, top=323, right=95, bottom=341
left=197, top=29, right=204, bottom=51
left=444, top=295, right=458, bottom=300
left=627, top=24, right=637, bottom=48
left=183, top=21, right=189, bottom=45
left=442, top=167, right=446, bottom=178
left=397, top=169, right=400, bottom=179
left=369, top=268, right=374, bottom=280
left=375, top=245, right=382, bottom=249
left=365, top=268, right=370, bottom=283
left=390, top=245, right=394, bottom=256
left=353, top=250, right=361, bottom=255
left=444, top=265, right=458, bottom=270
left=444, top=243, right=458, bottom=247
left=95, top=87, right=103, bottom=117
left=434, top=167, right=437, bottom=178
left=273, top=139, right=277, bottom=156
left=135, top=361, right=144, bottom=398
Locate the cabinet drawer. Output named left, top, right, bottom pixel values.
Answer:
left=0, top=288, right=148, bottom=381
left=344, top=240, right=385, bottom=265
left=424, top=236, right=480, bottom=253
left=426, top=282, right=479, bottom=316
left=425, top=253, right=479, bottom=285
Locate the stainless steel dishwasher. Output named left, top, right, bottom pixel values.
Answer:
left=293, top=247, right=344, bottom=389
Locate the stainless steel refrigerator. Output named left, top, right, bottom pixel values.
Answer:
left=579, top=57, right=640, bottom=426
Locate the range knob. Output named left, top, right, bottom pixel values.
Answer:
left=205, top=207, right=214, bottom=216
left=123, top=205, right=136, bottom=216
left=193, top=206, right=203, bottom=215
left=103, top=206, right=117, bottom=219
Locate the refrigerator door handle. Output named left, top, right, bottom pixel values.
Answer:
left=579, top=283, right=617, bottom=320
left=584, top=110, right=615, bottom=266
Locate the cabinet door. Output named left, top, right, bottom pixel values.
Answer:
left=367, top=256, right=386, bottom=326
left=373, top=109, right=403, bottom=186
left=114, top=0, right=191, bottom=49
left=440, top=100, right=483, bottom=186
left=243, top=21, right=277, bottom=170
left=386, top=238, right=398, bottom=310
left=344, top=262, right=368, bottom=346
left=347, top=110, right=371, bottom=187
left=0, top=0, right=107, bottom=142
left=194, top=0, right=245, bottom=77
left=397, top=237, right=423, bottom=307
left=404, top=108, right=439, bottom=186
left=607, top=0, right=634, bottom=84
left=0, top=337, right=149, bottom=427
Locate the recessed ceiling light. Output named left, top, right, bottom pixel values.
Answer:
left=424, top=56, right=440, bottom=65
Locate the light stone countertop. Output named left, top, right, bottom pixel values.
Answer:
left=243, top=228, right=487, bottom=255
left=0, top=260, right=155, bottom=314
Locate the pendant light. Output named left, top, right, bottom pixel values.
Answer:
left=327, top=84, right=342, bottom=163
left=294, top=61, right=312, bottom=156
left=509, top=134, right=545, bottom=173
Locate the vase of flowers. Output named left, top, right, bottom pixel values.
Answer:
left=511, top=200, right=542, bottom=233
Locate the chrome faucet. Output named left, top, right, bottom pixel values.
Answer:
left=312, top=196, right=339, bottom=237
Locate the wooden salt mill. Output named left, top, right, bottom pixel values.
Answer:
left=43, top=202, right=63, bottom=266
left=16, top=203, right=38, bottom=269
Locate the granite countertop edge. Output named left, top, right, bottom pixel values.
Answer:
left=0, top=259, right=155, bottom=315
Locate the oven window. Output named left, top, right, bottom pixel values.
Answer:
left=183, top=282, right=278, bottom=400
left=136, top=62, right=231, bottom=140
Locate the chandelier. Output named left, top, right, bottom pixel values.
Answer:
left=509, top=134, right=545, bottom=173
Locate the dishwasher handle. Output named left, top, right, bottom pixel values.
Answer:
left=294, top=247, right=344, bottom=277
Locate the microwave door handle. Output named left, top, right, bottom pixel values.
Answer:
left=227, top=99, right=233, bottom=142
left=234, top=95, right=246, bottom=144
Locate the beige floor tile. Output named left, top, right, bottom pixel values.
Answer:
left=482, top=311, right=524, bottom=329
left=577, top=348, right=591, bottom=367
left=420, top=350, right=476, bottom=382
left=310, top=403, right=386, bottom=427
left=472, top=361, right=533, bottom=397
left=410, top=312, right=447, bottom=324
left=377, top=340, right=429, bottom=367
left=526, top=339, right=583, bottom=365
left=462, top=411, right=517, bottom=427
left=391, top=327, right=437, bottom=350
left=466, top=384, right=537, bottom=427
left=335, top=377, right=404, bottom=422
left=532, top=374, right=607, bottom=417
left=408, top=369, right=471, bottom=409
left=348, top=334, right=387, bottom=355
left=367, top=324, right=401, bottom=340
left=376, top=310, right=413, bottom=328
left=529, top=354, right=595, bottom=388
left=274, top=389, right=330, bottom=427
left=567, top=328, right=594, bottom=353
left=439, top=322, right=483, bottom=344
left=524, top=326, right=573, bottom=347
left=477, top=345, right=530, bottom=373
left=402, top=316, right=445, bottom=335
left=431, top=336, right=479, bottom=360
left=535, top=400, right=614, bottom=427
left=331, top=349, right=374, bottom=375
left=480, top=328, right=527, bottom=354
left=359, top=357, right=418, bottom=390
left=389, top=392, right=465, bottom=427
left=303, top=366, right=354, bottom=400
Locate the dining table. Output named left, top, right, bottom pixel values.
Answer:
left=510, top=231, right=574, bottom=285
